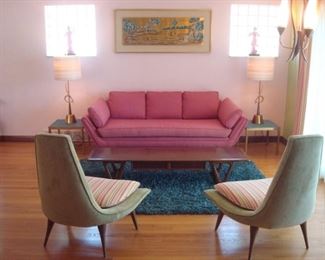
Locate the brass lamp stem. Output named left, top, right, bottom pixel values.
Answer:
left=252, top=81, right=264, bottom=124
left=64, top=80, right=76, bottom=124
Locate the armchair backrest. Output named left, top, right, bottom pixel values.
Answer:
left=35, top=134, right=102, bottom=227
left=257, top=135, right=323, bottom=228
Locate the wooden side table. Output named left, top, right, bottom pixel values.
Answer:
left=48, top=119, right=85, bottom=145
left=245, top=120, right=280, bottom=154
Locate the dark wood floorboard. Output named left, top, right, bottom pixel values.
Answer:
left=0, top=141, right=324, bottom=259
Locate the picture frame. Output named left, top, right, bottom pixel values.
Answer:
left=115, top=9, right=211, bottom=53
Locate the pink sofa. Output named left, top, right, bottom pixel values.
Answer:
left=82, top=91, right=247, bottom=147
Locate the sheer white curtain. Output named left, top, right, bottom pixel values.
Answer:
left=303, top=4, right=325, bottom=179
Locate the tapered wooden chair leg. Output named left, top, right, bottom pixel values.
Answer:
left=300, top=222, right=309, bottom=249
left=248, top=226, right=259, bottom=260
left=215, top=212, right=224, bottom=231
left=43, top=219, right=55, bottom=247
left=98, top=224, right=107, bottom=258
left=131, top=211, right=138, bottom=230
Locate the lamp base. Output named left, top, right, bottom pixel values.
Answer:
left=252, top=114, right=264, bottom=125
left=65, top=114, right=76, bottom=124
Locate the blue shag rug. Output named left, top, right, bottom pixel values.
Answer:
left=80, top=160, right=264, bottom=215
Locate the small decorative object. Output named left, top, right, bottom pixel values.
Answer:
left=247, top=57, right=274, bottom=124
left=115, top=9, right=211, bottom=52
left=65, top=26, right=76, bottom=55
left=249, top=27, right=260, bottom=56
left=53, top=56, right=82, bottom=124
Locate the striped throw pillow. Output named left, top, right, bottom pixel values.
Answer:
left=214, top=178, right=272, bottom=210
left=86, top=176, right=140, bottom=208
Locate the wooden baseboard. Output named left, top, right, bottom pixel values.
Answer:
left=2, top=135, right=287, bottom=144
left=0, top=136, right=35, bottom=142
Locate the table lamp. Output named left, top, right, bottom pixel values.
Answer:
left=53, top=56, right=81, bottom=124
left=247, top=57, right=274, bottom=124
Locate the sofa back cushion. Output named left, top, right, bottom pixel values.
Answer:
left=146, top=91, right=182, bottom=119
left=182, top=91, right=219, bottom=119
left=218, top=98, right=242, bottom=128
left=108, top=91, right=146, bottom=119
left=88, top=98, right=110, bottom=127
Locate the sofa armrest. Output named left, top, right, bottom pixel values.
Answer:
left=82, top=116, right=107, bottom=147
left=218, top=98, right=243, bottom=129
left=88, top=98, right=110, bottom=127
left=228, top=116, right=248, bottom=146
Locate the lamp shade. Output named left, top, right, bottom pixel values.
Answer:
left=278, top=0, right=290, bottom=28
left=53, top=56, right=81, bottom=80
left=247, top=57, right=275, bottom=81
left=304, top=0, right=318, bottom=30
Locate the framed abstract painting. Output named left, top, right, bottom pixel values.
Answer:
left=115, top=9, right=211, bottom=53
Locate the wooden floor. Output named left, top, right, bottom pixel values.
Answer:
left=0, top=141, right=324, bottom=260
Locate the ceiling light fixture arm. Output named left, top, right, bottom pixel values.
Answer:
left=277, top=0, right=316, bottom=62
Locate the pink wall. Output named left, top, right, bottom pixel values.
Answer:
left=0, top=0, right=288, bottom=136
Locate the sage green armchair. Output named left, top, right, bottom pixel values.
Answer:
left=35, top=134, right=150, bottom=258
left=205, top=135, right=323, bottom=260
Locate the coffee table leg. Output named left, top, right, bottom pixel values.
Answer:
left=211, top=162, right=236, bottom=183
left=113, top=162, right=126, bottom=179
left=102, top=161, right=113, bottom=179
left=211, top=162, right=222, bottom=184
left=223, top=162, right=234, bottom=182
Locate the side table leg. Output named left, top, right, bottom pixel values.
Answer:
left=245, top=128, right=249, bottom=153
left=266, top=130, right=269, bottom=145
left=276, top=127, right=280, bottom=155
left=81, top=128, right=85, bottom=152
left=81, top=128, right=85, bottom=144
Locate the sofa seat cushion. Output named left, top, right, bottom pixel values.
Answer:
left=86, top=176, right=140, bottom=208
left=97, top=119, right=231, bottom=138
left=214, top=178, right=272, bottom=210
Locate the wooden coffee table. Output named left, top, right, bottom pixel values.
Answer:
left=88, top=147, right=248, bottom=184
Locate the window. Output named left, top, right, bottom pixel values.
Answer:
left=45, top=5, right=96, bottom=56
left=229, top=4, right=279, bottom=57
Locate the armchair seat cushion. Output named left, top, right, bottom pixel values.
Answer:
left=86, top=176, right=140, bottom=208
left=214, top=178, right=272, bottom=210
left=97, top=119, right=231, bottom=138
